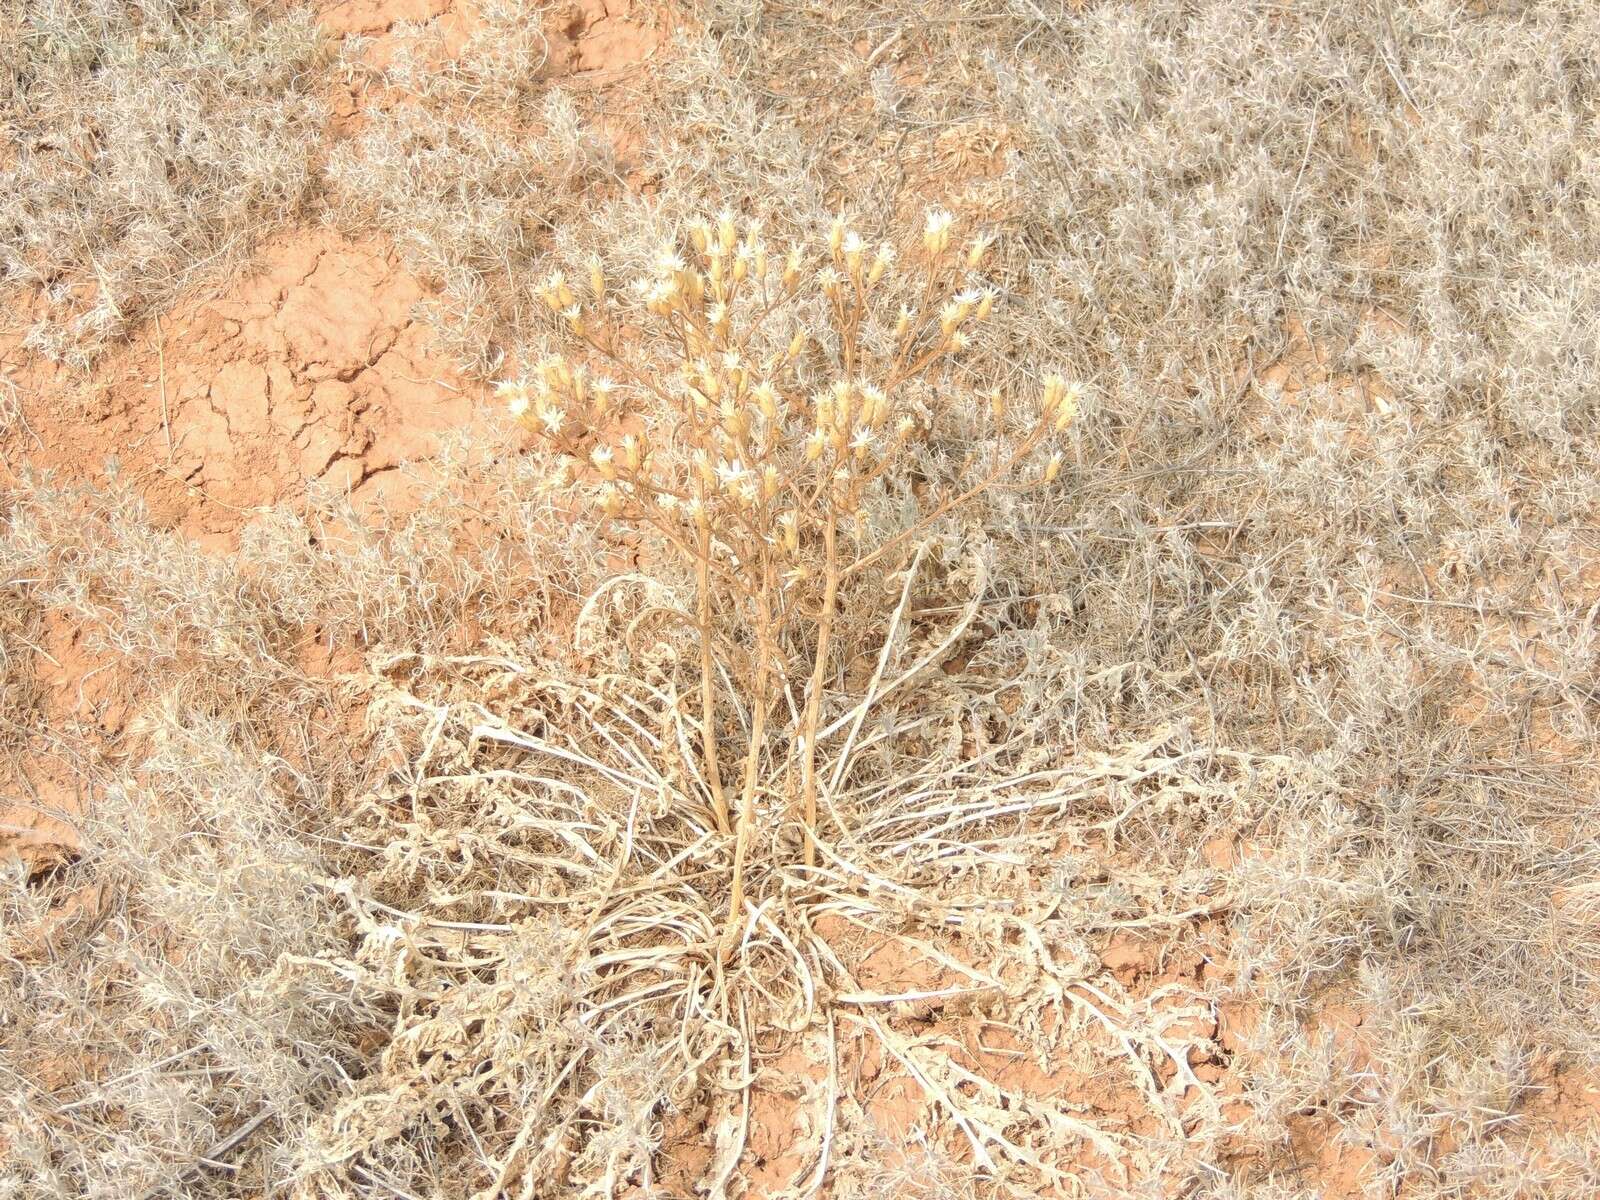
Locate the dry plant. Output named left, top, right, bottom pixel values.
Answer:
left=0, top=481, right=372, bottom=1199
left=275, top=213, right=1260, bottom=1196
left=0, top=469, right=555, bottom=1199
left=325, top=0, right=613, bottom=376
left=0, top=0, right=328, bottom=366
left=8, top=0, right=1600, bottom=1195
left=0, top=372, right=18, bottom=437
left=647, top=4, right=1600, bottom=1193
left=507, top=208, right=1073, bottom=926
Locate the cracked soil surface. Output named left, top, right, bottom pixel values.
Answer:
left=2, top=231, right=478, bottom=547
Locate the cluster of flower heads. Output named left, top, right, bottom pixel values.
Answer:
left=496, top=209, right=1082, bottom=576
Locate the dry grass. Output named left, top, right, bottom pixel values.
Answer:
left=0, top=0, right=329, bottom=367
left=5, top=0, right=1600, bottom=1196
left=325, top=0, right=614, bottom=376
left=0, top=459, right=557, bottom=1197
left=1, top=482, right=359, bottom=1197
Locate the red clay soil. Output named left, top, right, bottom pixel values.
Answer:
left=3, top=230, right=476, bottom=547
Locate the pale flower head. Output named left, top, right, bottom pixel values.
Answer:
left=868, top=241, right=895, bottom=284
left=644, top=279, right=678, bottom=312
left=1055, top=380, right=1084, bottom=430
left=496, top=380, right=531, bottom=418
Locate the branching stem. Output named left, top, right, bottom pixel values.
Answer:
left=798, top=507, right=840, bottom=869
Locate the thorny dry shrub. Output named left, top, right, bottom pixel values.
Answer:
left=0, top=464, right=575, bottom=1198
left=664, top=1, right=1600, bottom=1193
left=0, top=725, right=368, bottom=1199
left=0, top=481, right=360, bottom=1198
left=978, top=3, right=1600, bottom=1190
left=0, top=0, right=328, bottom=366
left=272, top=214, right=1284, bottom=1196
left=325, top=1, right=614, bottom=376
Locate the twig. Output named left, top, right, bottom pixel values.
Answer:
left=154, top=314, right=172, bottom=461
left=1275, top=99, right=1323, bottom=271
left=131, top=1109, right=273, bottom=1200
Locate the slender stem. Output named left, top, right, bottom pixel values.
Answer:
left=726, top=559, right=774, bottom=936
left=884, top=338, right=953, bottom=393
left=623, top=493, right=744, bottom=589
left=798, top=506, right=840, bottom=868
left=886, top=259, right=949, bottom=383
left=735, top=280, right=804, bottom=359
left=697, top=530, right=731, bottom=836
left=576, top=327, right=681, bottom=412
